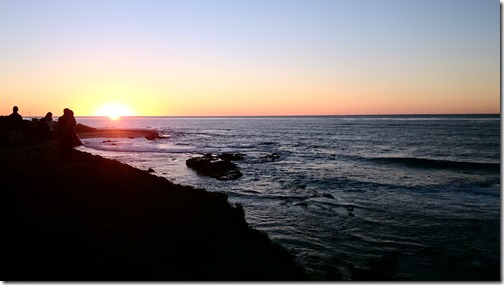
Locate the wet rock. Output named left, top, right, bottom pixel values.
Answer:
left=321, top=193, right=334, bottom=199
left=147, top=168, right=155, bottom=173
left=259, top=153, right=281, bottom=163
left=308, top=193, right=334, bottom=199
left=186, top=154, right=243, bottom=180
left=215, top=169, right=243, bottom=180
left=218, top=153, right=245, bottom=161
left=102, top=139, right=117, bottom=146
left=145, top=133, right=157, bottom=140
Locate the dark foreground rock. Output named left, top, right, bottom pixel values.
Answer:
left=3, top=149, right=306, bottom=281
left=186, top=154, right=243, bottom=180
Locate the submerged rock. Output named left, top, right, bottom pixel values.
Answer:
left=311, top=193, right=334, bottom=199
left=218, top=153, right=245, bottom=161
left=145, top=133, right=158, bottom=140
left=321, top=193, right=335, bottom=199
left=186, top=154, right=243, bottom=180
left=259, top=153, right=281, bottom=163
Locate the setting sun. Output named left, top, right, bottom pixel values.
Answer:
left=95, top=103, right=135, bottom=120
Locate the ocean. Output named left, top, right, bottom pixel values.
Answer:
left=75, top=115, right=500, bottom=281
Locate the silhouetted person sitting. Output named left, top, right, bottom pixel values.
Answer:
left=38, top=112, right=54, bottom=141
left=58, top=108, right=78, bottom=162
left=8, top=106, right=24, bottom=142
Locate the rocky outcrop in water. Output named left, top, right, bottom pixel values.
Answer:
left=75, top=123, right=161, bottom=140
left=186, top=153, right=243, bottom=180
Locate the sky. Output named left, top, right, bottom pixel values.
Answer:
left=0, top=0, right=500, bottom=117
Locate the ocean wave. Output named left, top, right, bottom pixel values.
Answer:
left=369, top=157, right=500, bottom=173
left=82, top=141, right=220, bottom=154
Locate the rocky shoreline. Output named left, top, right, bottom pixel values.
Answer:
left=3, top=143, right=307, bottom=281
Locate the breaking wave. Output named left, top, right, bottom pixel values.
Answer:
left=369, top=157, right=500, bottom=173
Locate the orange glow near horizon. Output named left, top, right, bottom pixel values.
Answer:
left=0, top=71, right=499, bottom=117
left=0, top=1, right=499, bottom=118
left=94, top=103, right=135, bottom=120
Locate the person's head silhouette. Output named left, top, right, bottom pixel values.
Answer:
left=13, top=106, right=18, bottom=113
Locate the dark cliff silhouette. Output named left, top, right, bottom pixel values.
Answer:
left=3, top=149, right=306, bottom=281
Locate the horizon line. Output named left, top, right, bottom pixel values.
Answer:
left=70, top=113, right=501, bottom=118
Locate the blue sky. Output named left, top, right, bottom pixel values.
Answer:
left=0, top=0, right=500, bottom=116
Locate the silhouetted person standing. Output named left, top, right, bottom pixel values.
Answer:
left=67, top=109, right=81, bottom=146
left=58, top=108, right=77, bottom=162
left=8, top=106, right=24, bottom=142
left=38, top=112, right=54, bottom=140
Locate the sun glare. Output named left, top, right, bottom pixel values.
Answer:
left=95, top=103, right=135, bottom=120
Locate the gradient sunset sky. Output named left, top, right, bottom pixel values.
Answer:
left=0, top=0, right=500, bottom=117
